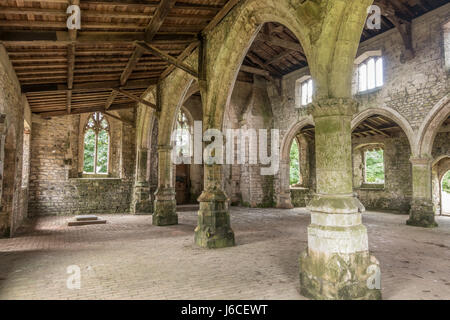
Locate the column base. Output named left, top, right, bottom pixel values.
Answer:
left=194, top=190, right=235, bottom=249
left=407, top=200, right=438, bottom=228
left=132, top=184, right=153, bottom=215
left=0, top=214, right=10, bottom=238
left=276, top=192, right=294, bottom=209
left=153, top=188, right=178, bottom=226
left=299, top=250, right=382, bottom=300
left=300, top=194, right=382, bottom=300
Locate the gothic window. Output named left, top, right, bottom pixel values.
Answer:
left=290, top=138, right=300, bottom=185
left=83, top=112, right=110, bottom=174
left=174, top=109, right=192, bottom=159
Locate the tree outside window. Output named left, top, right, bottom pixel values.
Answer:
left=83, top=112, right=110, bottom=174
left=443, top=171, right=450, bottom=193
left=290, top=139, right=300, bottom=185
left=364, top=149, right=385, bottom=184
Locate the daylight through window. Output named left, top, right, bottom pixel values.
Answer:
left=301, top=78, right=313, bottom=106
left=364, top=149, right=385, bottom=184
left=83, top=112, right=110, bottom=174
left=358, top=57, right=383, bottom=92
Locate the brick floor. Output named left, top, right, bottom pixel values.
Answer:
left=0, top=207, right=449, bottom=300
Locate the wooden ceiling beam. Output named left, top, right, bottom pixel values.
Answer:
left=104, top=111, right=135, bottom=127
left=0, top=31, right=197, bottom=45
left=113, top=88, right=157, bottom=110
left=136, top=41, right=198, bottom=78
left=119, top=0, right=176, bottom=89
left=255, top=34, right=304, bottom=53
left=22, top=78, right=158, bottom=93
left=159, top=40, right=199, bottom=80
left=240, top=65, right=270, bottom=78
left=201, top=0, right=241, bottom=35
left=36, top=103, right=136, bottom=118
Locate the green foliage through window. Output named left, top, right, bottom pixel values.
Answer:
left=365, top=149, right=385, bottom=184
left=83, top=112, right=110, bottom=174
left=443, top=171, right=450, bottom=193
left=290, top=139, right=300, bottom=185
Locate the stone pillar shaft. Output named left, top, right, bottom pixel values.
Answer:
left=276, top=160, right=294, bottom=209
left=195, top=164, right=235, bottom=249
left=299, top=99, right=381, bottom=300
left=153, top=145, right=178, bottom=226
left=407, top=157, right=438, bottom=228
left=132, top=148, right=152, bottom=214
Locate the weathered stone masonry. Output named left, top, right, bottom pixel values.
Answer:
left=28, top=113, right=136, bottom=216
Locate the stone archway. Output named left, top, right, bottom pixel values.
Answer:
left=277, top=117, right=315, bottom=208
left=442, top=170, right=450, bottom=215
left=352, top=107, right=416, bottom=154
left=1, top=125, right=17, bottom=237
left=417, top=94, right=450, bottom=157
left=431, top=156, right=450, bottom=216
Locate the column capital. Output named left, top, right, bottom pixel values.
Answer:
left=310, top=98, right=358, bottom=118
left=157, top=145, right=172, bottom=152
left=410, top=155, right=432, bottom=166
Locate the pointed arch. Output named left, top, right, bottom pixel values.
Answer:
left=351, top=107, right=416, bottom=154
left=417, top=94, right=450, bottom=156
left=203, top=0, right=312, bottom=131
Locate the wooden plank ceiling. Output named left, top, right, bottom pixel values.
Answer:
left=0, top=0, right=447, bottom=117
left=239, top=0, right=448, bottom=81
left=0, top=0, right=234, bottom=116
left=299, top=115, right=404, bottom=140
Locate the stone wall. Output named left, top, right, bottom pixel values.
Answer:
left=352, top=134, right=412, bottom=213
left=223, top=78, right=275, bottom=207
left=270, top=4, right=449, bottom=211
left=28, top=113, right=136, bottom=216
left=353, top=4, right=449, bottom=129
left=0, top=44, right=30, bottom=236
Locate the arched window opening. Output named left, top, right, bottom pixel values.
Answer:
left=364, top=148, right=385, bottom=184
left=174, top=109, right=192, bottom=159
left=290, top=138, right=300, bottom=186
left=442, top=170, right=450, bottom=215
left=83, top=112, right=110, bottom=175
left=358, top=56, right=383, bottom=93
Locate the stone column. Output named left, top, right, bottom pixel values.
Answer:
left=132, top=148, right=153, bottom=214
left=153, top=145, right=178, bottom=226
left=195, top=164, right=235, bottom=249
left=276, top=159, right=294, bottom=209
left=299, top=98, right=381, bottom=300
left=407, top=157, right=438, bottom=228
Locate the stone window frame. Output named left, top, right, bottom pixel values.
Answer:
left=295, top=75, right=313, bottom=108
left=362, top=144, right=385, bottom=188
left=81, top=112, right=111, bottom=177
left=289, top=135, right=302, bottom=187
left=173, top=106, right=194, bottom=160
left=354, top=143, right=386, bottom=190
left=354, top=50, right=384, bottom=94
left=444, top=20, right=450, bottom=71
